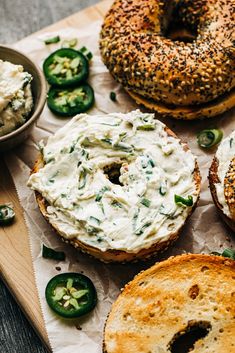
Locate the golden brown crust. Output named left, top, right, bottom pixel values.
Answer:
left=209, top=156, right=235, bottom=232
left=224, top=157, right=235, bottom=219
left=103, top=253, right=235, bottom=353
left=127, top=87, right=235, bottom=120
left=32, top=127, right=201, bottom=263
left=100, top=0, right=235, bottom=119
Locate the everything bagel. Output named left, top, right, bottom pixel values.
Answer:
left=100, top=0, right=235, bottom=119
left=209, top=130, right=235, bottom=232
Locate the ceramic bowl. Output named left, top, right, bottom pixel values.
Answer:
left=0, top=45, right=47, bottom=152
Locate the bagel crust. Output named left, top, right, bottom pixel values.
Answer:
left=100, top=0, right=235, bottom=118
left=104, top=254, right=235, bottom=353
left=28, top=111, right=201, bottom=263
left=209, top=130, right=235, bottom=232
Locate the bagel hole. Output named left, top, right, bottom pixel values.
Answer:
left=168, top=320, right=212, bottom=353
left=103, top=163, right=123, bottom=186
left=166, top=24, right=196, bottom=43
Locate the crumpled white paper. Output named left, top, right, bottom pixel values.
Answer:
left=5, top=21, right=235, bottom=353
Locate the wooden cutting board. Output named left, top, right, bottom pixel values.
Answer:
left=0, top=0, right=112, bottom=351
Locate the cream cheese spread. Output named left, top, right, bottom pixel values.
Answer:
left=215, top=130, right=235, bottom=218
left=28, top=110, right=198, bottom=253
left=0, top=59, right=33, bottom=137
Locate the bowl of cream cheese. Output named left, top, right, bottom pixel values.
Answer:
left=0, top=45, right=46, bottom=152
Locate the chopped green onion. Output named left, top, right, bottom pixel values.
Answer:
left=174, top=194, right=193, bottom=207
left=110, top=91, right=117, bottom=102
left=89, top=216, right=101, bottom=225
left=140, top=198, right=151, bottom=207
left=135, top=222, right=152, bottom=236
left=61, top=38, right=78, bottom=48
left=78, top=169, right=87, bottom=189
left=0, top=205, right=15, bottom=225
left=197, top=129, right=223, bottom=148
left=211, top=248, right=235, bottom=260
left=113, top=142, right=133, bottom=152
left=95, top=186, right=109, bottom=201
left=42, top=245, right=65, bottom=261
left=44, top=36, right=60, bottom=45
left=101, top=138, right=112, bottom=145
left=159, top=184, right=167, bottom=196
left=137, top=116, right=156, bottom=131
left=111, top=200, right=123, bottom=208
left=222, top=248, right=235, bottom=260
left=137, top=124, right=155, bottom=131
left=86, top=225, right=99, bottom=234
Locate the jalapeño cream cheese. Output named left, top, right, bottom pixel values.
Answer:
left=28, top=110, right=198, bottom=253
left=214, top=130, right=235, bottom=218
left=0, top=59, right=33, bottom=137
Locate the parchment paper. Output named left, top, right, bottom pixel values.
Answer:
left=5, top=21, right=235, bottom=353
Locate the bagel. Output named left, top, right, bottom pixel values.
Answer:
left=103, top=253, right=235, bottom=353
left=100, top=0, right=235, bottom=119
left=27, top=110, right=200, bottom=262
left=209, top=130, right=235, bottom=232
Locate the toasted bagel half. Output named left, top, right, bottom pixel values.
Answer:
left=104, top=253, right=235, bottom=353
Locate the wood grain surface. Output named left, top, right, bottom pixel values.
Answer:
left=0, top=1, right=112, bottom=352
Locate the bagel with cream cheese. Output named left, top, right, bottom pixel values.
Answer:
left=209, top=130, right=235, bottom=232
left=100, top=0, right=235, bottom=119
left=104, top=253, right=235, bottom=353
left=28, top=110, right=200, bottom=262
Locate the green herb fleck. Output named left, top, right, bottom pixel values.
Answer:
left=222, top=248, right=235, bottom=260
left=110, top=91, right=117, bottom=102
left=44, top=36, right=60, bottom=44
left=101, top=138, right=112, bottom=145
left=78, top=169, right=87, bottom=189
left=211, top=248, right=235, bottom=260
left=42, top=245, right=65, bottom=261
left=174, top=194, right=193, bottom=207
left=113, top=142, right=133, bottom=153
left=0, top=205, right=15, bottom=225
left=197, top=129, right=223, bottom=148
left=135, top=222, right=152, bottom=236
left=95, top=186, right=109, bottom=201
left=137, top=124, right=155, bottom=131
left=111, top=200, right=123, bottom=208
left=89, top=216, right=101, bottom=225
left=140, top=198, right=151, bottom=207
left=86, top=226, right=99, bottom=235
left=159, top=184, right=167, bottom=196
